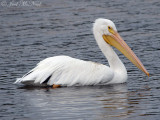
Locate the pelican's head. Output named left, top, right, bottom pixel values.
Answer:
left=93, top=18, right=149, bottom=76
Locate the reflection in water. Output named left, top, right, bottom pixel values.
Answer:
left=17, top=84, right=153, bottom=120
left=96, top=84, right=151, bottom=119
left=97, top=84, right=130, bottom=119
left=2, top=82, right=157, bottom=120
left=18, top=84, right=133, bottom=119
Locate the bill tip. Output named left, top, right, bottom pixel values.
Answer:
left=147, top=72, right=149, bottom=77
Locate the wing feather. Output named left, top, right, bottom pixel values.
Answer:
left=15, top=56, right=114, bottom=86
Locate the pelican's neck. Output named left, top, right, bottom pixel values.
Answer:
left=94, top=31, right=127, bottom=83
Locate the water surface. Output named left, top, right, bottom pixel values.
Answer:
left=0, top=0, right=160, bottom=120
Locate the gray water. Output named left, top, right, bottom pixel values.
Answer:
left=0, top=0, right=160, bottom=120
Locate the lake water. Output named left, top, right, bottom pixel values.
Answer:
left=0, top=0, right=160, bottom=120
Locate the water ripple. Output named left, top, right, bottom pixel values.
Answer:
left=0, top=0, right=160, bottom=120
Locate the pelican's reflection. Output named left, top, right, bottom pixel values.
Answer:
left=96, top=84, right=132, bottom=119
left=97, top=84, right=151, bottom=119
left=19, top=84, right=150, bottom=119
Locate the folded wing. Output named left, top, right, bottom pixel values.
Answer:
left=15, top=56, right=113, bottom=86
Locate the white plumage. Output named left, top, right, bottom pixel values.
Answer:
left=15, top=18, right=149, bottom=86
left=16, top=56, right=114, bottom=86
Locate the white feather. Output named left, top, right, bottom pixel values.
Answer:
left=15, top=56, right=114, bottom=86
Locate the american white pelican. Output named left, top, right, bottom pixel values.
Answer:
left=15, top=18, right=149, bottom=88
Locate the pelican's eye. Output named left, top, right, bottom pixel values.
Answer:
left=108, top=26, right=111, bottom=30
left=108, top=26, right=115, bottom=34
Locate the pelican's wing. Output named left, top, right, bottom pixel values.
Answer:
left=15, top=56, right=114, bottom=86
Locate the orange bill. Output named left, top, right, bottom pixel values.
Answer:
left=103, top=31, right=149, bottom=76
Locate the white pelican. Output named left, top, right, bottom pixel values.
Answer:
left=15, top=18, right=149, bottom=88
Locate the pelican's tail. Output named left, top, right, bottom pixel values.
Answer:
left=14, top=78, right=22, bottom=84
